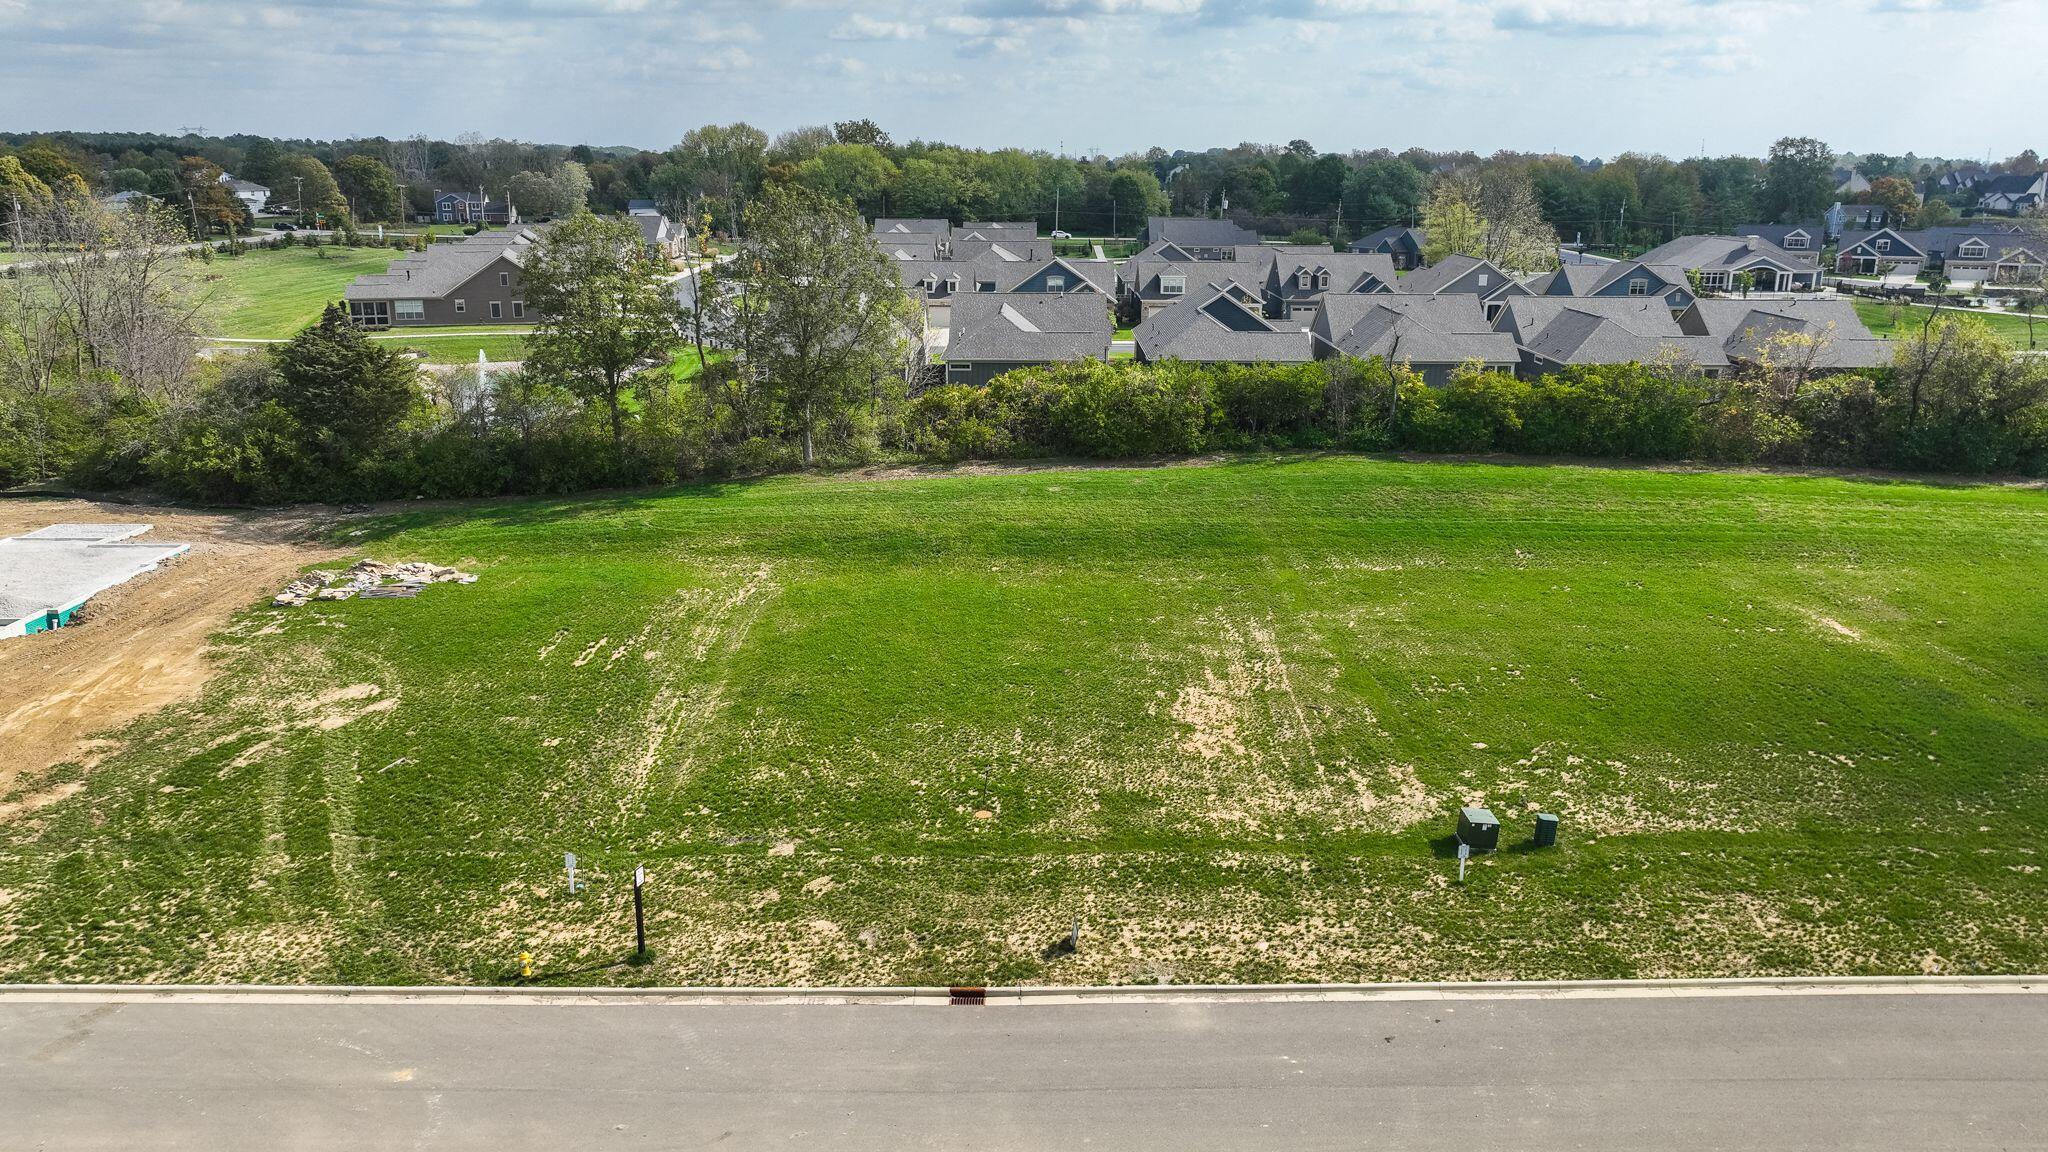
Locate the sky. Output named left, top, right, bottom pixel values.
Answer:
left=2, top=0, right=2041, bottom=162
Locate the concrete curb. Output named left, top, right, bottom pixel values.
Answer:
left=1, top=975, right=2039, bottom=1006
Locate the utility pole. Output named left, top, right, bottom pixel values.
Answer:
left=1054, top=138, right=1062, bottom=236
left=293, top=175, right=305, bottom=224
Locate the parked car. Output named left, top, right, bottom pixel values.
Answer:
left=1050, top=230, right=1072, bottom=239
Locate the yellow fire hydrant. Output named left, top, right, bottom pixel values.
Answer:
left=520, top=951, right=535, bottom=979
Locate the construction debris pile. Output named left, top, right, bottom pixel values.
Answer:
left=273, top=559, right=478, bottom=607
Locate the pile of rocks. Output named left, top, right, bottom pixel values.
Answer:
left=273, top=559, right=478, bottom=607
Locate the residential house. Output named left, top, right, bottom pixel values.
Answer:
left=627, top=199, right=661, bottom=216
left=1133, top=287, right=1313, bottom=364
left=1137, top=216, right=1262, bottom=259
left=1310, top=295, right=1520, bottom=386
left=1635, top=234, right=1822, bottom=292
left=1730, top=222, right=1825, bottom=255
left=98, top=190, right=158, bottom=210
left=217, top=174, right=269, bottom=216
left=1393, top=254, right=1528, bottom=319
left=1838, top=225, right=2043, bottom=284
left=1263, top=252, right=1399, bottom=321
left=635, top=212, right=686, bottom=260
left=1349, top=226, right=1428, bottom=270
left=945, top=239, right=1052, bottom=264
left=344, top=228, right=539, bottom=328
left=1119, top=253, right=1275, bottom=317
left=1834, top=167, right=1872, bottom=197
left=435, top=192, right=518, bottom=226
left=953, top=222, right=1040, bottom=245
left=1977, top=171, right=2047, bottom=214
left=1833, top=205, right=1900, bottom=234
left=1677, top=298, right=1892, bottom=372
left=941, top=293, right=1111, bottom=386
left=1520, top=259, right=1697, bottom=312
left=1493, top=297, right=1729, bottom=378
left=1937, top=166, right=1988, bottom=194
left=903, top=255, right=1112, bottom=330
left=873, top=218, right=952, bottom=238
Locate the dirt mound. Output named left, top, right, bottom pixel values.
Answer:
left=0, top=499, right=342, bottom=816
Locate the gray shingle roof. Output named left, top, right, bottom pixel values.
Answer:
left=1637, top=234, right=1819, bottom=272
left=1133, top=289, right=1313, bottom=363
left=944, top=293, right=1111, bottom=363
left=1679, top=298, right=1891, bottom=371
left=1312, top=294, right=1519, bottom=367
left=345, top=228, right=538, bottom=301
left=1351, top=226, right=1426, bottom=255
left=1142, top=216, right=1261, bottom=248
left=1394, top=253, right=1521, bottom=299
left=1266, top=251, right=1399, bottom=300
left=1496, top=297, right=1729, bottom=370
left=873, top=218, right=951, bottom=236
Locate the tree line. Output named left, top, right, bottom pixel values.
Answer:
left=7, top=126, right=2039, bottom=249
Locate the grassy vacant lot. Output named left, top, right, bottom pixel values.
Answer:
left=1851, top=297, right=2043, bottom=348
left=379, top=333, right=530, bottom=364
left=1, top=457, right=2044, bottom=987
left=197, top=246, right=404, bottom=339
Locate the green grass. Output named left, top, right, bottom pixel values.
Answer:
left=1851, top=297, right=2044, bottom=348
left=198, top=246, right=405, bottom=339
left=1114, top=327, right=1135, bottom=340
left=3, top=457, right=2046, bottom=987
left=378, top=334, right=528, bottom=364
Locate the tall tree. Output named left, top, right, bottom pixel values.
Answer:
left=177, top=157, right=245, bottom=236
left=1765, top=136, right=1834, bottom=222
left=833, top=119, right=893, bottom=150
left=267, top=303, right=418, bottom=475
left=274, top=155, right=347, bottom=223
left=1421, top=175, right=1486, bottom=264
left=520, top=212, right=682, bottom=453
left=731, top=184, right=914, bottom=466
left=334, top=154, right=403, bottom=222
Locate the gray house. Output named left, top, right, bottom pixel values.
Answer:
left=942, top=293, right=1112, bottom=386
left=635, top=212, right=686, bottom=260
left=1836, top=225, right=2043, bottom=284
left=1350, top=226, right=1428, bottom=270
left=873, top=218, right=952, bottom=237
left=1119, top=253, right=1276, bottom=317
left=1521, top=260, right=1696, bottom=312
left=1493, top=297, right=1729, bottom=378
left=1977, top=172, right=2046, bottom=214
left=1310, top=294, right=1520, bottom=386
left=345, top=228, right=539, bottom=328
left=1133, top=287, right=1313, bottom=364
left=1677, top=298, right=1891, bottom=372
left=1635, top=234, right=1821, bottom=293
left=1263, top=252, right=1399, bottom=320
left=1137, top=216, right=1261, bottom=259
left=1394, top=254, right=1528, bottom=320
left=1729, top=222, right=1825, bottom=254
left=434, top=192, right=518, bottom=226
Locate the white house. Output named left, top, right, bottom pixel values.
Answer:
left=218, top=173, right=270, bottom=215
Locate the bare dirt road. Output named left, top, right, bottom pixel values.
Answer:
left=0, top=498, right=339, bottom=816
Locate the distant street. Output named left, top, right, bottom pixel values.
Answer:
left=3, top=983, right=2042, bottom=1150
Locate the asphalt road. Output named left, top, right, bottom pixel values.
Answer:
left=3, top=988, right=2042, bottom=1150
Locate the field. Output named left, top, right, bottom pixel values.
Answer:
left=196, top=246, right=405, bottom=339
left=1850, top=297, right=2043, bottom=348
left=1, top=457, right=2045, bottom=987
left=379, top=333, right=530, bottom=364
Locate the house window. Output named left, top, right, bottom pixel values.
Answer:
left=1785, top=234, right=1808, bottom=249
left=511, top=302, right=525, bottom=319
left=977, top=281, right=997, bottom=293
left=1297, top=271, right=1312, bottom=290
left=1875, top=239, right=1891, bottom=253
left=499, top=272, right=509, bottom=286
left=454, top=299, right=466, bottom=314
left=1960, top=241, right=1987, bottom=258
left=395, top=299, right=425, bottom=321
left=1317, top=272, right=1330, bottom=290
left=490, top=301, right=502, bottom=319
left=945, top=277, right=959, bottom=292
left=1046, top=275, right=1067, bottom=293
left=1628, top=278, right=1648, bottom=296
left=1160, top=275, right=1185, bottom=296
left=1476, top=274, right=1489, bottom=287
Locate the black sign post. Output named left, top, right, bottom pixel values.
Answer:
left=632, top=865, right=647, bottom=960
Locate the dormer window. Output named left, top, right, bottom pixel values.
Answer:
left=1160, top=275, right=1185, bottom=296
left=1628, top=278, right=1649, bottom=296
left=1316, top=272, right=1330, bottom=290
left=922, top=276, right=938, bottom=292
left=1784, top=233, right=1808, bottom=249
left=977, top=280, right=997, bottom=293
left=1297, top=271, right=1312, bottom=290
left=1960, top=241, right=1987, bottom=258
left=1046, top=275, right=1067, bottom=293
left=1875, top=239, right=1891, bottom=253
left=945, top=277, right=960, bottom=292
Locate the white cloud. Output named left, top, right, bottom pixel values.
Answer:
left=830, top=13, right=924, bottom=39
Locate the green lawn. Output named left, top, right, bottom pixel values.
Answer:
left=198, top=246, right=405, bottom=339
left=1851, top=297, right=2044, bottom=349
left=3, top=457, right=2046, bottom=987
left=379, top=334, right=529, bottom=364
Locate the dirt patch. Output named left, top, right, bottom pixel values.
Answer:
left=0, top=498, right=340, bottom=813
